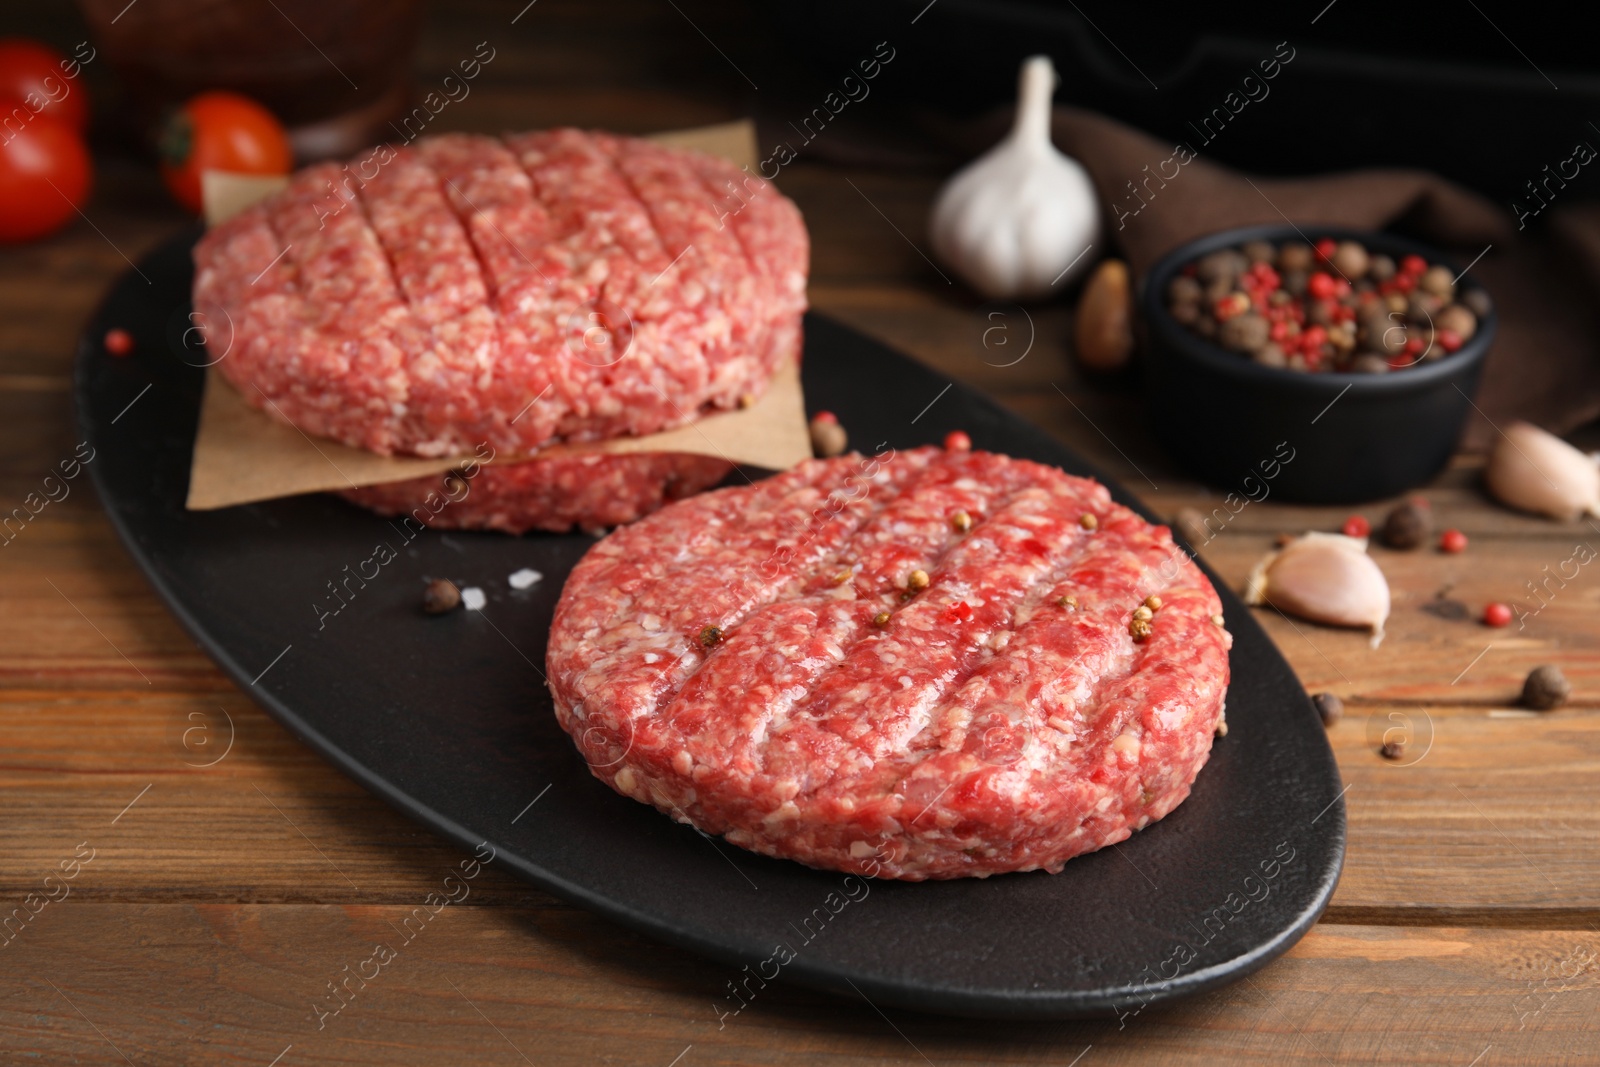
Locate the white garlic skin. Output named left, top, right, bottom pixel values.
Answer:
left=1484, top=420, right=1600, bottom=521
left=929, top=55, right=1101, bottom=301
left=1245, top=532, right=1390, bottom=647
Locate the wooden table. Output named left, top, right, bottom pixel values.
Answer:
left=3, top=2, right=1597, bottom=1063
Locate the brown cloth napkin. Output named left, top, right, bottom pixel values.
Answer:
left=1046, top=107, right=1600, bottom=450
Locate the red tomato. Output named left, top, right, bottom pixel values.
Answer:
left=159, top=91, right=292, bottom=215
left=0, top=110, right=91, bottom=243
left=0, top=38, right=89, bottom=133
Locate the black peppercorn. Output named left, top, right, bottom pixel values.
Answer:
left=1168, top=275, right=1203, bottom=305
left=1311, top=692, right=1343, bottom=727
left=422, top=578, right=461, bottom=614
left=1380, top=500, right=1432, bottom=549
left=1521, top=665, right=1570, bottom=711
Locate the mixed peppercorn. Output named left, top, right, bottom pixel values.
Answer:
left=1166, top=237, right=1491, bottom=373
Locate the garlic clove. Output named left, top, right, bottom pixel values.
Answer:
left=929, top=55, right=1101, bottom=301
left=1074, top=258, right=1134, bottom=372
left=1245, top=532, right=1391, bottom=647
left=1484, top=420, right=1600, bottom=521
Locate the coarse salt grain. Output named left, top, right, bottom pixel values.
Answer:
left=461, top=587, right=487, bottom=611
left=508, top=568, right=543, bottom=590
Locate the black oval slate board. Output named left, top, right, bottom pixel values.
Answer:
left=76, top=229, right=1344, bottom=1020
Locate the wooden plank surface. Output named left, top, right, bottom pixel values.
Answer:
left=3, top=0, right=1600, bottom=1062
left=3, top=909, right=1598, bottom=1065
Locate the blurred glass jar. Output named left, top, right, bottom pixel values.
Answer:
left=76, top=0, right=420, bottom=160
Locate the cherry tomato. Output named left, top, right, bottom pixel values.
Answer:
left=1341, top=515, right=1370, bottom=538
left=1483, top=602, right=1512, bottom=628
left=1439, top=529, right=1468, bottom=554
left=0, top=38, right=89, bottom=133
left=159, top=91, right=292, bottom=215
left=0, top=110, right=91, bottom=243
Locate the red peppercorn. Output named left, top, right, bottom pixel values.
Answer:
left=1215, top=292, right=1251, bottom=320
left=1394, top=273, right=1416, bottom=293
left=1315, top=238, right=1337, bottom=261
left=1332, top=278, right=1352, bottom=298
left=104, top=328, right=134, bottom=357
left=812, top=410, right=838, bottom=425
left=1404, top=336, right=1426, bottom=357
left=1437, top=329, right=1463, bottom=353
left=1269, top=320, right=1292, bottom=343
left=1483, top=602, right=1513, bottom=627
left=1342, top=515, right=1370, bottom=538
left=1301, top=324, right=1328, bottom=350
left=1440, top=528, right=1468, bottom=553
left=1400, top=254, right=1427, bottom=276
left=944, top=430, right=972, bottom=452
left=1308, top=272, right=1338, bottom=301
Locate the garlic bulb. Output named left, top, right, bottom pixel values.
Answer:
left=929, top=55, right=1101, bottom=301
left=1484, top=420, right=1600, bottom=520
left=1245, top=532, right=1390, bottom=648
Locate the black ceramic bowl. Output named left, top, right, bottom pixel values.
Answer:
left=1139, top=224, right=1496, bottom=504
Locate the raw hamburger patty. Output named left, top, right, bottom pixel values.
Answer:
left=338, top=452, right=732, bottom=535
left=547, top=444, right=1232, bottom=880
left=192, top=129, right=807, bottom=458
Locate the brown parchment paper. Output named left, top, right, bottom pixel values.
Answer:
left=186, top=120, right=812, bottom=510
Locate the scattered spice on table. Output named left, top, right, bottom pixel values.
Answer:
left=1521, top=665, right=1570, bottom=711
left=421, top=578, right=460, bottom=614
left=1381, top=499, right=1432, bottom=549
left=104, top=327, right=134, bottom=357
left=809, top=411, right=848, bottom=457
left=1312, top=691, right=1343, bottom=727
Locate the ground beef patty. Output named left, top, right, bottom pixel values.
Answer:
left=337, top=453, right=733, bottom=535
left=194, top=129, right=807, bottom=459
left=547, top=444, right=1232, bottom=880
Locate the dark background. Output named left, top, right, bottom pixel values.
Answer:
left=17, top=0, right=1600, bottom=210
